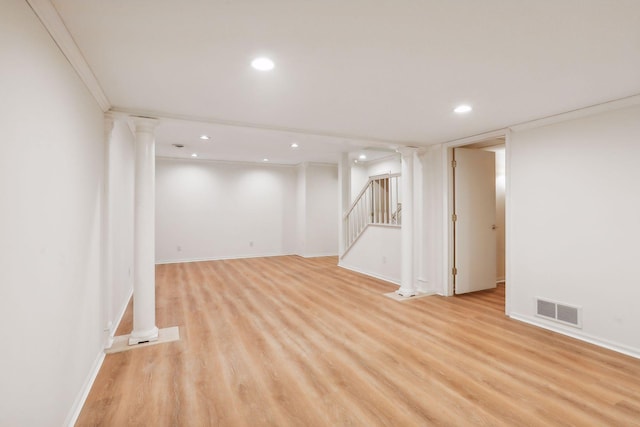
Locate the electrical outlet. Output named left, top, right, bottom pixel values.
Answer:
left=177, top=245, right=182, bottom=252
left=382, top=256, right=387, bottom=264
left=249, top=241, right=254, bottom=247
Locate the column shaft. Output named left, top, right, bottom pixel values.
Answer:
left=129, top=117, right=159, bottom=345
left=397, top=149, right=416, bottom=296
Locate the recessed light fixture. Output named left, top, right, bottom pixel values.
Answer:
left=191, top=153, right=198, bottom=158
left=454, top=104, right=472, bottom=114
left=354, top=160, right=359, bottom=164
left=200, top=135, right=210, bottom=140
left=251, top=57, right=275, bottom=71
left=290, top=142, right=299, bottom=148
left=359, top=154, right=367, bottom=160
left=263, top=158, right=269, bottom=162
left=173, top=144, right=184, bottom=148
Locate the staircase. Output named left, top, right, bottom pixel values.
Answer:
left=343, top=173, right=401, bottom=256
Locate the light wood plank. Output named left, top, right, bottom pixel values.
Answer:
left=77, top=256, right=640, bottom=426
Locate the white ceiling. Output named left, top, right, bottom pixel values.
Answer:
left=51, top=0, right=640, bottom=164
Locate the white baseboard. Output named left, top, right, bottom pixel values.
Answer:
left=66, top=288, right=133, bottom=425
left=64, top=350, right=105, bottom=427
left=156, top=252, right=295, bottom=265
left=300, top=252, right=339, bottom=258
left=338, top=263, right=400, bottom=286
left=509, top=313, right=640, bottom=360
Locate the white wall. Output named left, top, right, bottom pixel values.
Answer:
left=296, top=164, right=307, bottom=254
left=350, top=155, right=401, bottom=203
left=420, top=147, right=445, bottom=293
left=340, top=226, right=401, bottom=284
left=509, top=105, right=640, bottom=356
left=367, top=155, right=401, bottom=177
left=350, top=164, right=368, bottom=203
left=106, top=120, right=135, bottom=335
left=156, top=158, right=298, bottom=263
left=300, top=164, right=339, bottom=257
left=0, top=0, right=106, bottom=424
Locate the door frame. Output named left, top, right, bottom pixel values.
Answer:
left=442, top=128, right=512, bottom=315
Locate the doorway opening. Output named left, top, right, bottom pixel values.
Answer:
left=446, top=135, right=507, bottom=309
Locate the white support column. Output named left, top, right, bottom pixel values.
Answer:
left=397, top=148, right=416, bottom=297
left=337, top=152, right=351, bottom=257
left=102, top=113, right=115, bottom=348
left=414, top=149, right=427, bottom=293
left=129, top=117, right=159, bottom=345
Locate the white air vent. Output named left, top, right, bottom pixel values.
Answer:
left=535, top=297, right=582, bottom=328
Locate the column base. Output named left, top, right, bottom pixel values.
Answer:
left=396, top=288, right=416, bottom=297
left=128, top=326, right=159, bottom=345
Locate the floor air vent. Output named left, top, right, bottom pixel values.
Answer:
left=535, top=298, right=582, bottom=328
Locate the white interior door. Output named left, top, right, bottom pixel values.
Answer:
left=454, top=148, right=496, bottom=294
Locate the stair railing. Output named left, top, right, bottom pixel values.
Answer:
left=343, top=173, right=401, bottom=256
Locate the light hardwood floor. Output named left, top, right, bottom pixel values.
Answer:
left=77, top=256, right=640, bottom=426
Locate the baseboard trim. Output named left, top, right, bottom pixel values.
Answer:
left=156, top=252, right=295, bottom=265
left=300, top=252, right=339, bottom=258
left=64, top=350, right=105, bottom=427
left=338, top=263, right=400, bottom=286
left=509, top=313, right=640, bottom=360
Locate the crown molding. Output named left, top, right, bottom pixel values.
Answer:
left=26, top=0, right=110, bottom=111
left=509, top=94, right=640, bottom=132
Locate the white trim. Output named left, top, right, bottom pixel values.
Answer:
left=155, top=252, right=296, bottom=265
left=64, top=350, right=105, bottom=427
left=300, top=252, right=339, bottom=258
left=338, top=262, right=400, bottom=286
left=509, top=313, right=640, bottom=360
left=26, top=0, right=110, bottom=111
left=442, top=129, right=509, bottom=148
left=509, top=94, right=640, bottom=132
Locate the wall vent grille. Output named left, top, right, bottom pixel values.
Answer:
left=535, top=297, right=582, bottom=328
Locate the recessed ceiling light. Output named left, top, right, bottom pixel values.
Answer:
left=200, top=135, right=210, bottom=140
left=290, top=143, right=299, bottom=148
left=191, top=153, right=198, bottom=158
left=173, top=144, right=184, bottom=148
left=359, top=154, right=367, bottom=160
left=454, top=105, right=472, bottom=114
left=263, top=158, right=269, bottom=162
left=251, top=57, right=275, bottom=71
left=354, top=160, right=359, bottom=164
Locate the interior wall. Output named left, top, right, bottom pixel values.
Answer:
left=155, top=158, right=298, bottom=263
left=367, top=155, right=401, bottom=177
left=107, top=120, right=135, bottom=333
left=340, top=225, right=402, bottom=284
left=350, top=155, right=401, bottom=203
left=296, top=164, right=306, bottom=254
left=509, top=105, right=640, bottom=356
left=0, top=0, right=106, bottom=424
left=420, top=147, right=445, bottom=294
left=350, top=164, right=368, bottom=203
left=302, top=164, right=339, bottom=257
